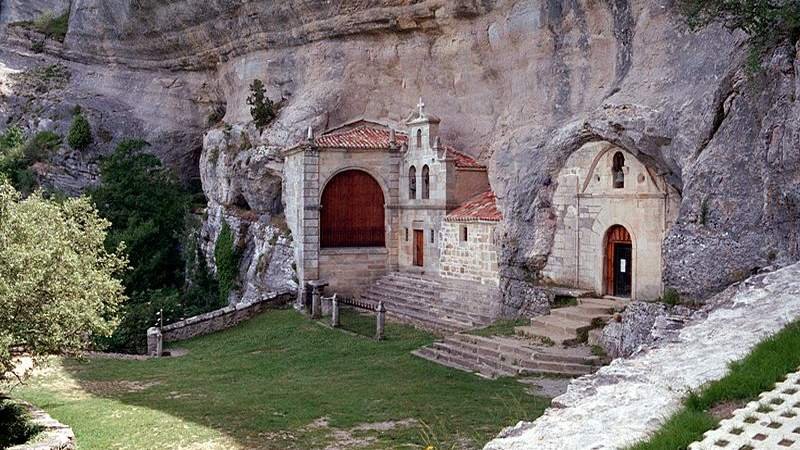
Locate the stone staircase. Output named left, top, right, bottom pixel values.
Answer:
left=515, top=297, right=626, bottom=345
left=412, top=334, right=603, bottom=379
left=360, top=272, right=498, bottom=334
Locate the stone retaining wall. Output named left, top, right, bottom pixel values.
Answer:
left=148, top=293, right=292, bottom=355
left=9, top=401, right=75, bottom=450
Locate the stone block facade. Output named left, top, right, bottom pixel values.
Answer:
left=541, top=141, right=680, bottom=300
left=439, top=221, right=500, bottom=286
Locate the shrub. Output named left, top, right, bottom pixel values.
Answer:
left=662, top=288, right=682, bottom=306
left=30, top=10, right=69, bottom=42
left=0, top=127, right=24, bottom=151
left=247, top=79, right=277, bottom=129
left=679, top=0, right=800, bottom=71
left=0, top=401, right=43, bottom=448
left=96, top=288, right=182, bottom=353
left=214, top=221, right=240, bottom=304
left=67, top=111, right=93, bottom=151
left=22, top=130, right=61, bottom=163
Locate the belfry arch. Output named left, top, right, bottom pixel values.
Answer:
left=541, top=141, right=679, bottom=300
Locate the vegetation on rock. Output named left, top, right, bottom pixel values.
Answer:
left=67, top=108, right=93, bottom=151
left=680, top=0, right=800, bottom=69
left=247, top=79, right=277, bottom=129
left=0, top=182, right=127, bottom=379
left=214, top=221, right=240, bottom=304
left=0, top=400, right=43, bottom=448
left=14, top=10, right=70, bottom=42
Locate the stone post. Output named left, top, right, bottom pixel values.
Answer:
left=309, top=280, right=328, bottom=320
left=376, top=301, right=386, bottom=340
left=147, top=327, right=163, bottom=357
left=331, top=295, right=340, bottom=328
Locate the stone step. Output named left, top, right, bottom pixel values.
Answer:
left=362, top=298, right=473, bottom=334
left=550, top=305, right=611, bottom=323
left=447, top=334, right=601, bottom=366
left=530, top=315, right=589, bottom=335
left=432, top=341, right=596, bottom=376
left=579, top=297, right=626, bottom=311
left=514, top=326, right=576, bottom=346
left=375, top=279, right=439, bottom=297
left=412, top=347, right=506, bottom=379
left=363, top=289, right=493, bottom=326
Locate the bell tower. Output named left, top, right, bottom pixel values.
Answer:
left=406, top=98, right=440, bottom=156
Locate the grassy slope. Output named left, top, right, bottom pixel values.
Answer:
left=630, top=320, right=800, bottom=450
left=15, top=309, right=547, bottom=449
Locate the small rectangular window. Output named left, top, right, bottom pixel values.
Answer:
left=430, top=229, right=435, bottom=244
left=405, top=228, right=409, bottom=241
left=461, top=226, right=468, bottom=242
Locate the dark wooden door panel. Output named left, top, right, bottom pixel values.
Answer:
left=321, top=170, right=385, bottom=248
left=413, top=230, right=424, bottom=267
left=605, top=225, right=632, bottom=296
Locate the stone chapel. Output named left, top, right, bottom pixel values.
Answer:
left=283, top=101, right=503, bottom=304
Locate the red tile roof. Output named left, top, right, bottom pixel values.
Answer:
left=312, top=123, right=485, bottom=169
left=446, top=190, right=502, bottom=222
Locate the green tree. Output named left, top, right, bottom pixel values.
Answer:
left=246, top=79, right=277, bottom=129
left=679, top=0, right=800, bottom=69
left=0, top=182, right=127, bottom=380
left=89, top=139, right=190, bottom=293
left=214, top=221, right=240, bottom=304
left=67, top=111, right=93, bottom=151
left=0, top=129, right=60, bottom=195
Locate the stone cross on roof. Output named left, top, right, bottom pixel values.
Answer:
left=417, top=97, right=425, bottom=117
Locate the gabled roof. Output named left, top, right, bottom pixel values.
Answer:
left=309, top=122, right=485, bottom=169
left=446, top=190, right=502, bottom=222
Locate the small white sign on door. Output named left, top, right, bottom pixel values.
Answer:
left=620, top=259, right=627, bottom=273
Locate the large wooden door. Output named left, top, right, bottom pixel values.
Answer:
left=321, top=170, right=385, bottom=248
left=413, top=230, right=424, bottom=267
left=605, top=225, right=632, bottom=297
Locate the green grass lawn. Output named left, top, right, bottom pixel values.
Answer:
left=13, top=309, right=547, bottom=449
left=630, top=320, right=800, bottom=450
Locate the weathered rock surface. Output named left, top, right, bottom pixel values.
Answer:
left=484, top=263, right=800, bottom=450
left=199, top=125, right=296, bottom=302
left=596, top=300, right=694, bottom=359
left=1, top=0, right=798, bottom=303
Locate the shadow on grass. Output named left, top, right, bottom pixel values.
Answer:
left=17, top=309, right=548, bottom=449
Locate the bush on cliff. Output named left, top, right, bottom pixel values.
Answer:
left=67, top=110, right=93, bottom=151
left=247, top=79, right=278, bottom=129
left=680, top=0, right=800, bottom=69
left=214, top=221, right=240, bottom=305
left=0, top=128, right=61, bottom=195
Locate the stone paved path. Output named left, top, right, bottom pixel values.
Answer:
left=689, top=368, right=800, bottom=449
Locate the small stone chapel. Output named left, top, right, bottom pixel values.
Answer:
left=282, top=100, right=503, bottom=303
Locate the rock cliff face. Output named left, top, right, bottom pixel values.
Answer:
left=1, top=0, right=798, bottom=302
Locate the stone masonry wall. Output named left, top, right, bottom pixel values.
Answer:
left=9, top=401, right=75, bottom=450
left=439, top=220, right=499, bottom=286
left=154, top=293, right=292, bottom=344
left=319, top=247, right=389, bottom=298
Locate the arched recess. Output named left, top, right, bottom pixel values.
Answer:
left=604, top=225, right=633, bottom=297
left=421, top=165, right=430, bottom=199
left=409, top=166, right=417, bottom=200
left=320, top=170, right=386, bottom=248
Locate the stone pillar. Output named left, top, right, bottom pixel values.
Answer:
left=147, top=327, right=163, bottom=357
left=331, top=295, right=340, bottom=328
left=309, top=280, right=328, bottom=319
left=376, top=301, right=386, bottom=340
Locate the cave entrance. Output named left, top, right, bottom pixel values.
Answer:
left=604, top=225, right=632, bottom=297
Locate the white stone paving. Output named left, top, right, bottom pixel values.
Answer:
left=484, top=263, right=800, bottom=450
left=689, top=368, right=800, bottom=449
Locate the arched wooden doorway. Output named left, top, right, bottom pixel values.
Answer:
left=321, top=170, right=386, bottom=248
left=604, top=225, right=632, bottom=297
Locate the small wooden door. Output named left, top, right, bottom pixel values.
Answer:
left=605, top=225, right=632, bottom=297
left=413, top=230, right=424, bottom=267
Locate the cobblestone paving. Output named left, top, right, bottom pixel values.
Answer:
left=689, top=368, right=800, bottom=449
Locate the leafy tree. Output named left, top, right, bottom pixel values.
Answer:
left=67, top=111, right=93, bottom=151
left=679, top=0, right=800, bottom=69
left=0, top=129, right=60, bottom=195
left=89, top=139, right=189, bottom=293
left=246, top=79, right=277, bottom=129
left=214, top=221, right=240, bottom=304
left=0, top=182, right=127, bottom=380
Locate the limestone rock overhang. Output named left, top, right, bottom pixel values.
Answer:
left=445, top=190, right=502, bottom=223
